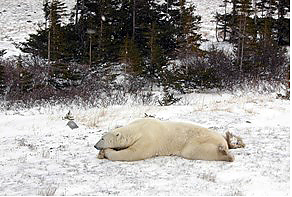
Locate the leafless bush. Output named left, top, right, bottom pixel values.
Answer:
left=173, top=45, right=289, bottom=93
left=0, top=56, right=158, bottom=110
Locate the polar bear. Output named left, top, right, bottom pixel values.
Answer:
left=94, top=118, right=244, bottom=162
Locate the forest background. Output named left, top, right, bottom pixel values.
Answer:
left=0, top=0, right=290, bottom=106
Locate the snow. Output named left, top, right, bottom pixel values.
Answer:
left=0, top=91, right=290, bottom=195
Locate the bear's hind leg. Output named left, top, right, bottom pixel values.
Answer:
left=217, top=144, right=234, bottom=162
left=180, top=143, right=234, bottom=162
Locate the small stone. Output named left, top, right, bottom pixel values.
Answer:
left=67, top=120, right=78, bottom=129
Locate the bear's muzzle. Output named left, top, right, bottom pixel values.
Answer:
left=94, top=144, right=102, bottom=150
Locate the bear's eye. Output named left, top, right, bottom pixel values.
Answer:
left=116, top=133, right=120, bottom=137
left=101, top=138, right=104, bottom=141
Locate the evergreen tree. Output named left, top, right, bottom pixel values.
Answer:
left=21, top=0, right=203, bottom=73
left=170, top=0, right=203, bottom=76
left=275, top=0, right=290, bottom=46
left=177, top=0, right=202, bottom=53
left=49, top=62, right=82, bottom=89
left=48, top=0, right=68, bottom=61
left=215, top=0, right=289, bottom=80
left=120, top=36, right=143, bottom=76
left=0, top=62, right=5, bottom=95
left=234, top=0, right=255, bottom=71
left=15, top=57, right=34, bottom=93
left=132, top=0, right=160, bottom=55
left=43, top=0, right=50, bottom=28
left=215, top=0, right=230, bottom=42
left=252, top=0, right=288, bottom=78
left=147, top=23, right=167, bottom=81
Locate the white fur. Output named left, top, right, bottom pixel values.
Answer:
left=95, top=118, right=234, bottom=162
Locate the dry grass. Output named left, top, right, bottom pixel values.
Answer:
left=197, top=172, right=216, bottom=183
left=37, top=187, right=58, bottom=196
left=192, top=93, right=271, bottom=115
left=75, top=108, right=108, bottom=128
left=17, top=138, right=36, bottom=151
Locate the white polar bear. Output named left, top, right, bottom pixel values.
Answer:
left=94, top=118, right=244, bottom=162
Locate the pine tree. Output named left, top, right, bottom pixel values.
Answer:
left=252, top=0, right=288, bottom=78
left=215, top=0, right=230, bottom=42
left=276, top=0, right=290, bottom=46
left=15, top=57, right=34, bottom=93
left=48, top=0, right=68, bottom=61
left=132, top=0, right=158, bottom=55
left=176, top=0, right=202, bottom=56
left=234, top=0, right=255, bottom=71
left=147, top=23, right=167, bottom=81
left=0, top=62, right=5, bottom=95
left=49, top=62, right=82, bottom=89
left=215, top=0, right=289, bottom=79
left=43, top=0, right=50, bottom=28
left=120, top=36, right=143, bottom=76
left=21, top=0, right=203, bottom=70
left=173, top=0, right=203, bottom=87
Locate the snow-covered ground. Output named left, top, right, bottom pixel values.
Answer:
left=0, top=91, right=290, bottom=195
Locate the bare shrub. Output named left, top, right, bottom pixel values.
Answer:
left=37, top=187, right=58, bottom=196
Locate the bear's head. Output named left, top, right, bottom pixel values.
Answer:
left=94, top=130, right=129, bottom=150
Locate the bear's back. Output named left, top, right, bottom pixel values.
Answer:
left=123, top=118, right=225, bottom=144
left=126, top=118, right=208, bottom=137
left=126, top=118, right=166, bottom=136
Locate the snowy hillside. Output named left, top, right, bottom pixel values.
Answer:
left=0, top=91, right=290, bottom=195
left=0, top=0, right=225, bottom=58
left=0, top=0, right=74, bottom=57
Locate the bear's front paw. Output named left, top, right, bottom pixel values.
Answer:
left=97, top=149, right=106, bottom=159
left=103, top=148, right=116, bottom=160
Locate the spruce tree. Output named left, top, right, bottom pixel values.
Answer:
left=276, top=0, right=290, bottom=46
left=147, top=23, right=166, bottom=81
left=21, top=0, right=203, bottom=71
left=0, top=62, right=5, bottom=95
left=234, top=0, right=255, bottom=72
left=215, top=0, right=230, bottom=42
left=49, top=62, right=82, bottom=89
left=43, top=0, right=50, bottom=28
left=253, top=0, right=288, bottom=78
left=215, top=0, right=289, bottom=80
left=120, top=36, right=143, bottom=76
left=15, top=57, right=34, bottom=93
left=175, top=0, right=202, bottom=56
left=48, top=0, right=67, bottom=61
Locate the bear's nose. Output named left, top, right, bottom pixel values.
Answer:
left=94, top=145, right=101, bottom=150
